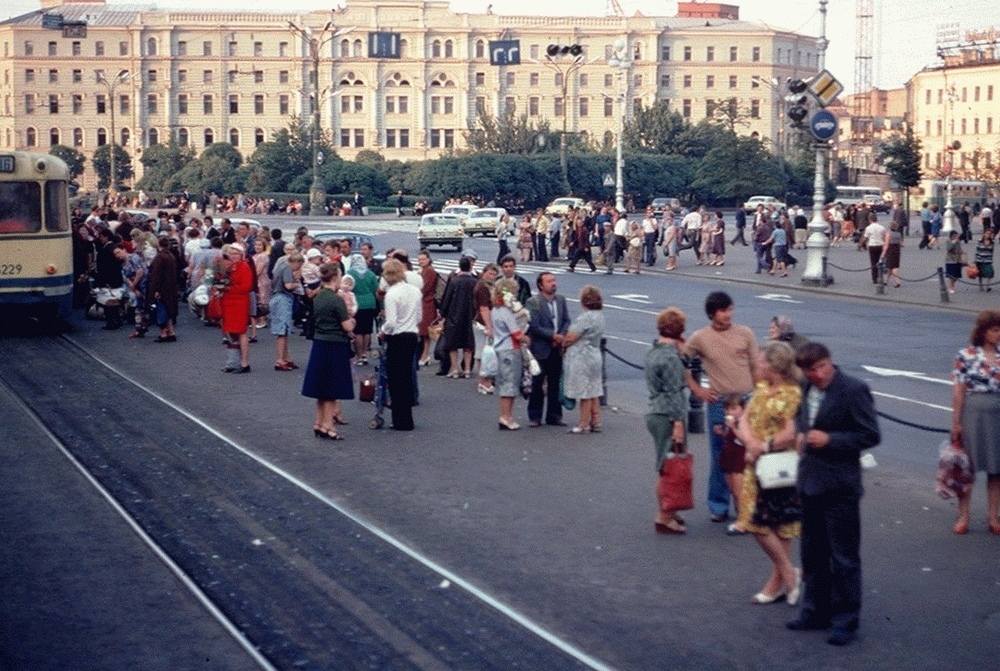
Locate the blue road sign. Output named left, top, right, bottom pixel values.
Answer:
left=809, top=109, right=838, bottom=142
left=489, top=40, right=520, bottom=66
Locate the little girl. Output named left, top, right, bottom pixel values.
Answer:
left=339, top=274, right=358, bottom=316
left=717, top=393, right=748, bottom=535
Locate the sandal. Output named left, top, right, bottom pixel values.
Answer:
left=315, top=427, right=344, bottom=441
left=498, top=418, right=521, bottom=431
left=569, top=426, right=590, bottom=434
left=590, top=424, right=603, bottom=433
left=333, top=415, right=349, bottom=426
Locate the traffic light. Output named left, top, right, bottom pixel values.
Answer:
left=785, top=79, right=809, bottom=128
left=547, top=43, right=583, bottom=58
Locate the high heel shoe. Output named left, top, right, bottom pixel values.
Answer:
left=418, top=358, right=430, bottom=367
left=498, top=418, right=520, bottom=431
left=751, top=589, right=787, bottom=604
left=333, top=415, right=349, bottom=426
left=315, top=426, right=344, bottom=441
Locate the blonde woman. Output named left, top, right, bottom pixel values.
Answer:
left=732, top=341, right=803, bottom=605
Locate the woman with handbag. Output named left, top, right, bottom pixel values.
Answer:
left=302, top=263, right=355, bottom=440
left=645, top=308, right=691, bottom=534
left=731, top=341, right=804, bottom=605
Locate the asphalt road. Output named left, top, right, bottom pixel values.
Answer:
left=1, top=215, right=997, bottom=671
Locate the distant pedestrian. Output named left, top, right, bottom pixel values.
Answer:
left=928, top=205, right=943, bottom=249
left=950, top=309, right=1000, bottom=535
left=708, top=211, right=725, bottom=265
left=974, top=229, right=995, bottom=292
left=787, top=342, right=880, bottom=646
left=944, top=230, right=965, bottom=293
left=731, top=207, right=748, bottom=246
left=566, top=216, right=596, bottom=272
left=861, top=215, right=888, bottom=284
left=662, top=215, right=679, bottom=271
left=918, top=201, right=932, bottom=249
left=146, top=237, right=178, bottom=342
left=642, top=208, right=658, bottom=266
left=219, top=244, right=254, bottom=373
left=882, top=221, right=903, bottom=288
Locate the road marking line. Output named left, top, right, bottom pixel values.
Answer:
left=567, top=297, right=658, bottom=316
left=871, top=391, right=951, bottom=412
left=63, top=336, right=617, bottom=671
left=862, top=365, right=951, bottom=386
left=605, top=334, right=651, bottom=347
left=0, top=378, right=279, bottom=671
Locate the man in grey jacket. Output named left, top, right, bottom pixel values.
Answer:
left=526, top=272, right=571, bottom=427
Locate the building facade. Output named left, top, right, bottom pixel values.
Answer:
left=907, top=45, right=1000, bottom=183
left=1, top=0, right=820, bottom=188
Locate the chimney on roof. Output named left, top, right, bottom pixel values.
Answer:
left=676, top=2, right=740, bottom=20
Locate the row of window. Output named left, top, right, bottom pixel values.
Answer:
left=924, top=85, right=996, bottom=104
left=924, top=151, right=994, bottom=170
left=481, top=70, right=768, bottom=91
left=923, top=117, right=998, bottom=136
left=11, top=37, right=807, bottom=66
left=15, top=125, right=263, bottom=149
left=18, top=92, right=290, bottom=116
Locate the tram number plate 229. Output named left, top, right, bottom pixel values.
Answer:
left=0, top=263, right=23, bottom=276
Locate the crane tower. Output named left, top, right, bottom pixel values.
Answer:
left=851, top=0, right=875, bottom=175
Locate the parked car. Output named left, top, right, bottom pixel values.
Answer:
left=650, top=197, right=682, bottom=218
left=418, top=214, right=464, bottom=252
left=743, top=196, right=787, bottom=213
left=545, top=197, right=588, bottom=216
left=118, top=209, right=155, bottom=225
left=464, top=207, right=507, bottom=237
left=862, top=194, right=891, bottom=213
left=311, top=230, right=377, bottom=253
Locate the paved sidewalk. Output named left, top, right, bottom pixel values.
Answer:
left=642, top=229, right=996, bottom=314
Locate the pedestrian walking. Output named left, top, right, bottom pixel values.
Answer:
left=861, top=215, right=888, bottom=285
left=684, top=292, right=759, bottom=524
left=534, top=209, right=550, bottom=262
left=473, top=264, right=499, bottom=394
left=974, top=229, right=995, bottom=292
left=563, top=286, right=606, bottom=434
left=753, top=213, right=773, bottom=275
left=549, top=213, right=563, bottom=260
left=731, top=342, right=803, bottom=605
left=708, top=211, right=726, bottom=265
left=526, top=272, right=570, bottom=427
left=379, top=259, right=422, bottom=431
left=787, top=342, right=881, bottom=646
left=601, top=222, right=617, bottom=275
left=624, top=221, right=643, bottom=274
left=731, top=207, right=748, bottom=246
left=662, top=215, right=679, bottom=271
left=882, top=221, right=903, bottom=288
left=950, top=309, right=1000, bottom=535
left=645, top=307, right=690, bottom=535
left=302, top=263, right=355, bottom=441
left=944, top=230, right=965, bottom=293
left=566, top=216, right=597, bottom=272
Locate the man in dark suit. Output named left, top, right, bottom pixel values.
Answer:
left=525, top=272, right=571, bottom=427
left=787, top=342, right=880, bottom=646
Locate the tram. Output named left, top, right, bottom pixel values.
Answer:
left=0, top=151, right=72, bottom=319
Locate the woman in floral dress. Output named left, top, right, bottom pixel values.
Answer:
left=731, top=341, right=803, bottom=605
left=563, top=285, right=606, bottom=433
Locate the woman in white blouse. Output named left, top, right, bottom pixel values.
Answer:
left=379, top=259, right=422, bottom=431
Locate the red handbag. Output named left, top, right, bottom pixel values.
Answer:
left=206, top=294, right=223, bottom=321
left=658, top=444, right=694, bottom=513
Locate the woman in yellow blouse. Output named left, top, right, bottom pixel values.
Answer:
left=732, top=341, right=804, bottom=605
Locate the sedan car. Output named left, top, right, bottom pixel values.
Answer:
left=442, top=204, right=476, bottom=223
left=464, top=207, right=507, bottom=237
left=545, top=197, right=588, bottom=217
left=650, top=197, right=682, bottom=218
left=310, top=230, right=377, bottom=254
left=418, top=214, right=464, bottom=252
left=743, top=196, right=787, bottom=214
left=862, top=194, right=891, bottom=213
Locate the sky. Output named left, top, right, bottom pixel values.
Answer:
left=4, top=0, right=1000, bottom=92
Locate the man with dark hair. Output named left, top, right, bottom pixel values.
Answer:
left=683, top=291, right=759, bottom=526
left=499, top=255, right=531, bottom=304
left=526, top=272, right=571, bottom=427
left=787, top=342, right=880, bottom=646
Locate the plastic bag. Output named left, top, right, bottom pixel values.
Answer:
left=935, top=439, right=974, bottom=500
left=480, top=344, right=498, bottom=378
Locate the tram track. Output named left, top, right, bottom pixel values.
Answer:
left=0, top=334, right=607, bottom=671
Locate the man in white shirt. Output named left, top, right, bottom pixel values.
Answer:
left=861, top=218, right=888, bottom=284
left=613, top=211, right=629, bottom=263
left=379, top=258, right=423, bottom=431
left=980, top=204, right=994, bottom=234
left=682, top=206, right=706, bottom=262
left=641, top=208, right=658, bottom=266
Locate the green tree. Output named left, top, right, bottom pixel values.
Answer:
left=463, top=109, right=552, bottom=155
left=244, top=120, right=334, bottom=192
left=136, top=142, right=195, bottom=192
left=92, top=144, right=133, bottom=190
left=690, top=134, right=784, bottom=205
left=623, top=101, right=690, bottom=155
left=199, top=142, right=244, bottom=168
left=48, top=145, right=86, bottom=184
left=878, top=126, right=922, bottom=210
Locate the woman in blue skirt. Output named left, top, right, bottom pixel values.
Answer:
left=302, top=263, right=356, bottom=440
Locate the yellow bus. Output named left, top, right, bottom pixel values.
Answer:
left=0, top=151, right=72, bottom=320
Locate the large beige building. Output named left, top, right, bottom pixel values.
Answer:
left=907, top=44, right=1000, bottom=181
left=1, top=0, right=820, bottom=188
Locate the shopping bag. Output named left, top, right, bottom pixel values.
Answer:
left=935, top=438, right=974, bottom=500
left=658, top=447, right=694, bottom=512
left=480, top=344, right=499, bottom=378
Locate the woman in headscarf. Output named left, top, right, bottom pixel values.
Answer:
left=439, top=255, right=478, bottom=378
left=768, top=315, right=808, bottom=352
left=145, top=236, right=179, bottom=342
left=417, top=250, right=441, bottom=366
left=220, top=244, right=254, bottom=373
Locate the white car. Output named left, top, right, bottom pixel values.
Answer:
left=442, top=204, right=476, bottom=223
left=418, top=213, right=464, bottom=252
left=743, top=196, right=787, bottom=214
left=464, top=207, right=507, bottom=237
left=545, top=197, right=587, bottom=216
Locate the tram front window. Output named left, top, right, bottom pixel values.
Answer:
left=0, top=182, right=42, bottom=234
left=45, top=180, right=69, bottom=232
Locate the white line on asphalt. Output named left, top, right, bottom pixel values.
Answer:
left=605, top=334, right=652, bottom=347
left=0, top=378, right=280, bottom=671
left=862, top=365, right=951, bottom=386
left=871, top=391, right=951, bottom=412
left=63, top=336, right=618, bottom=671
left=567, top=297, right=659, bottom=316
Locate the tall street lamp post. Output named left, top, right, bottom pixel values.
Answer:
left=539, top=44, right=588, bottom=195
left=607, top=38, right=632, bottom=214
left=288, top=19, right=349, bottom=217
left=97, top=69, right=130, bottom=192
left=801, top=0, right=833, bottom=286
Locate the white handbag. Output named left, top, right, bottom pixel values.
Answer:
left=755, top=451, right=799, bottom=490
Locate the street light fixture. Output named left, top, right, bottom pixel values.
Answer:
left=534, top=44, right=591, bottom=195
left=97, top=69, right=130, bottom=192
left=801, top=0, right=833, bottom=287
left=288, top=19, right=352, bottom=216
left=606, top=37, right=632, bottom=214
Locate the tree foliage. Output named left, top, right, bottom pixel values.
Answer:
left=244, top=120, right=333, bottom=193
left=137, top=142, right=195, bottom=192
left=92, top=144, right=133, bottom=190
left=49, top=145, right=86, bottom=183
left=878, top=127, right=922, bottom=190
left=623, top=101, right=690, bottom=155
left=463, top=109, right=553, bottom=155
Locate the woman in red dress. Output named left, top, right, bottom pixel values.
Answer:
left=221, top=244, right=254, bottom=374
left=417, top=250, right=440, bottom=365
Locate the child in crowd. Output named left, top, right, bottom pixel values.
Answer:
left=717, top=393, right=749, bottom=535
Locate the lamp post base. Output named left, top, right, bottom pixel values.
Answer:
left=309, top=178, right=326, bottom=217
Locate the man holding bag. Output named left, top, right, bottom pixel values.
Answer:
left=526, top=272, right=571, bottom=427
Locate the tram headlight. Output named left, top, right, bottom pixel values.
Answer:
left=46, top=265, right=56, bottom=275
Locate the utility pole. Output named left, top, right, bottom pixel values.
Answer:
left=607, top=38, right=632, bottom=214
left=97, top=69, right=130, bottom=192
left=801, top=0, right=833, bottom=286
